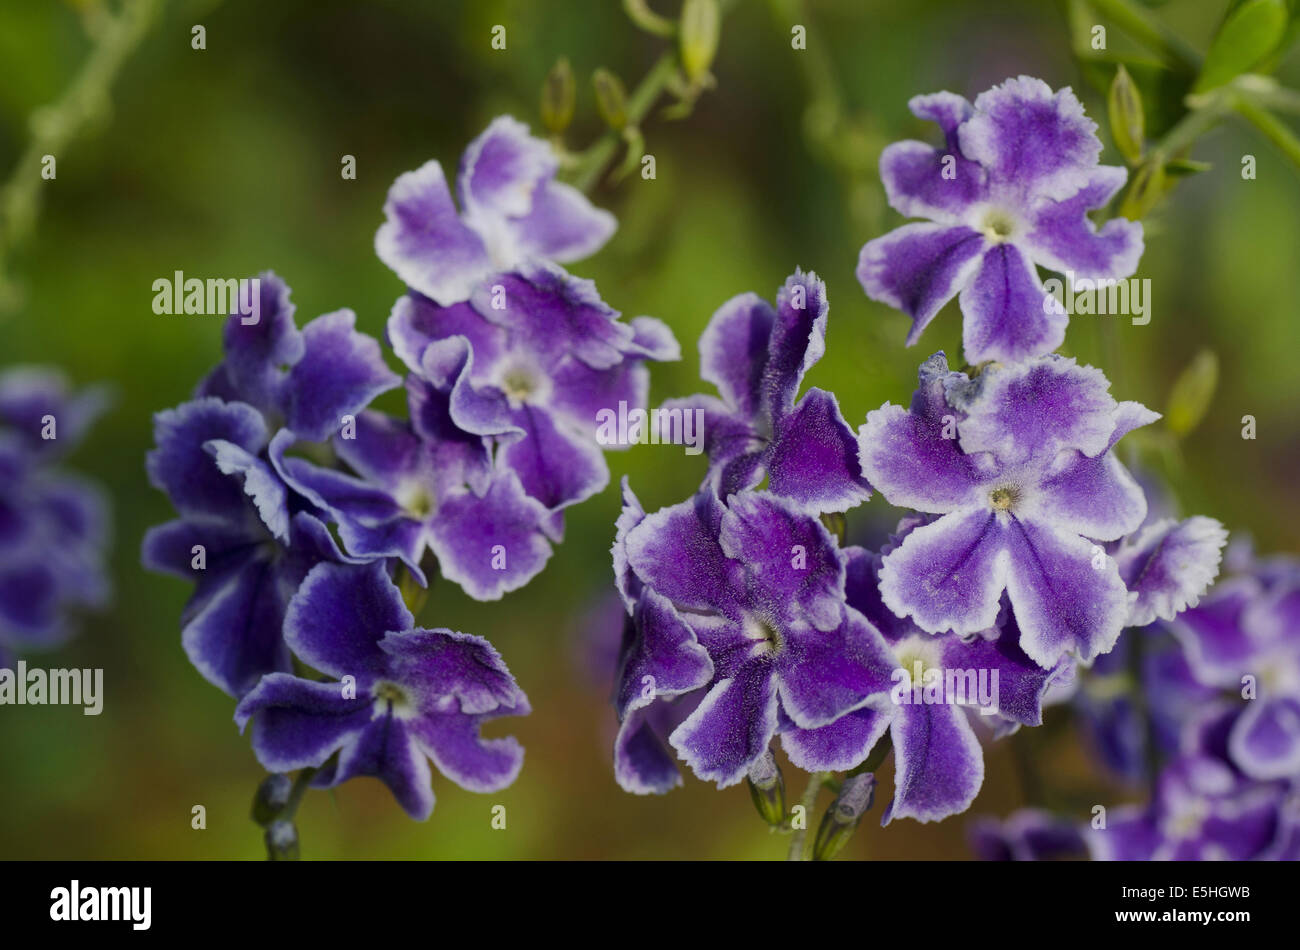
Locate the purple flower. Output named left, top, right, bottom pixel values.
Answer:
left=143, top=398, right=365, bottom=696
left=859, top=352, right=1156, bottom=667
left=1114, top=516, right=1228, bottom=628
left=268, top=370, right=556, bottom=602
left=969, top=808, right=1087, bottom=861
left=1170, top=559, right=1300, bottom=782
left=198, top=272, right=400, bottom=443
left=387, top=260, right=678, bottom=523
left=785, top=535, right=1069, bottom=824
left=376, top=116, right=616, bottom=306
left=0, top=368, right=111, bottom=655
left=615, top=484, right=897, bottom=789
left=857, top=77, right=1143, bottom=363
left=235, top=561, right=529, bottom=820
left=665, top=269, right=870, bottom=515
left=1088, top=751, right=1287, bottom=861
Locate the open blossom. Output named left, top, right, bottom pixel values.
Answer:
left=268, top=371, right=556, bottom=602
left=376, top=116, right=616, bottom=306
left=143, top=398, right=366, bottom=695
left=665, top=269, right=869, bottom=515
left=198, top=272, right=400, bottom=442
left=859, top=352, right=1156, bottom=667
left=387, top=259, right=678, bottom=527
left=615, top=484, right=897, bottom=789
left=1170, top=555, right=1300, bottom=782
left=1088, top=722, right=1292, bottom=861
left=786, top=532, right=1069, bottom=823
left=0, top=368, right=111, bottom=659
left=857, top=77, right=1143, bottom=363
left=235, top=562, right=529, bottom=820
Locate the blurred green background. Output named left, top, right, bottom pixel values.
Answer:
left=1, top=0, right=1297, bottom=859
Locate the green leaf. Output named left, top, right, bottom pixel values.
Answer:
left=1109, top=65, right=1146, bottom=163
left=1166, top=349, right=1219, bottom=437
left=1165, top=157, right=1212, bottom=176
left=1193, top=0, right=1287, bottom=93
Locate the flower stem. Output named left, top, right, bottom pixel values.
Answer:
left=1087, top=0, right=1201, bottom=74
left=787, top=771, right=830, bottom=861
left=0, top=0, right=164, bottom=314
left=1232, top=95, right=1300, bottom=170
left=570, top=51, right=681, bottom=193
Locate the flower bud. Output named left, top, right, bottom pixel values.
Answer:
left=541, top=58, right=576, bottom=134
left=812, top=773, right=875, bottom=861
left=1118, top=160, right=1166, bottom=220
left=746, top=750, right=787, bottom=827
left=265, top=819, right=300, bottom=861
left=251, top=773, right=292, bottom=827
left=1108, top=65, right=1144, bottom=166
left=679, top=0, right=720, bottom=84
left=592, top=69, right=628, bottom=131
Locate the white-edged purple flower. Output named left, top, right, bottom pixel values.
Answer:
left=387, top=260, right=678, bottom=527
left=376, top=116, right=616, bottom=306
left=1169, top=557, right=1300, bottom=782
left=613, top=483, right=897, bottom=790
left=1088, top=747, right=1288, bottom=861
left=0, top=368, right=111, bottom=657
left=143, top=398, right=367, bottom=696
left=857, top=77, right=1143, bottom=363
left=784, top=537, right=1069, bottom=824
left=198, top=272, right=400, bottom=443
left=268, top=370, right=556, bottom=602
left=665, top=269, right=870, bottom=515
left=859, top=352, right=1157, bottom=667
left=235, top=561, right=529, bottom=820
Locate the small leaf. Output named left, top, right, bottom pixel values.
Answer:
left=1193, top=0, right=1287, bottom=93
left=1166, top=349, right=1219, bottom=437
left=1109, top=65, right=1145, bottom=164
left=1165, top=157, right=1212, bottom=177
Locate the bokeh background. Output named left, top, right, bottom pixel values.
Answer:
left=1, top=0, right=1297, bottom=859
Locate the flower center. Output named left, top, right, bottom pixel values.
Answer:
left=743, top=614, right=783, bottom=657
left=496, top=359, right=547, bottom=406
left=372, top=679, right=415, bottom=717
left=990, top=486, right=1020, bottom=512
left=396, top=479, right=435, bottom=518
left=979, top=208, right=1018, bottom=243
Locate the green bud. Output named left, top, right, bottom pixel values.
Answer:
left=679, top=0, right=720, bottom=83
left=812, top=773, right=874, bottom=861
left=541, top=58, right=576, bottom=134
left=1166, top=349, right=1218, bottom=437
left=1118, top=160, right=1166, bottom=220
left=1107, top=65, right=1144, bottom=165
left=746, top=751, right=787, bottom=827
left=251, top=773, right=292, bottom=827
left=265, top=819, right=300, bottom=861
left=592, top=69, right=629, bottom=131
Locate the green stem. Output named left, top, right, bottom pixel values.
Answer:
left=1233, top=96, right=1300, bottom=169
left=570, top=52, right=681, bottom=193
left=1087, top=0, right=1202, bottom=74
left=0, top=0, right=163, bottom=313
left=623, top=0, right=676, bottom=37
left=787, top=771, right=830, bottom=861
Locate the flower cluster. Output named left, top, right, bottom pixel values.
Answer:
left=144, top=116, right=675, bottom=822
left=0, top=368, right=111, bottom=668
left=608, top=76, right=1230, bottom=843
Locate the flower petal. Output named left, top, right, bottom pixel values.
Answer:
left=766, top=388, right=872, bottom=514
left=884, top=701, right=984, bottom=824
left=1024, top=166, right=1143, bottom=278
left=959, top=243, right=1063, bottom=364
left=668, top=668, right=779, bottom=788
